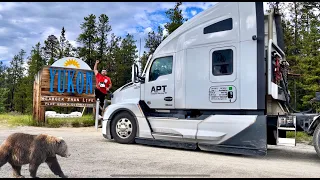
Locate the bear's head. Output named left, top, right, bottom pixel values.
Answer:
left=55, top=137, right=71, bottom=158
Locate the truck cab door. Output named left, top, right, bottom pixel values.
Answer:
left=144, top=55, right=175, bottom=109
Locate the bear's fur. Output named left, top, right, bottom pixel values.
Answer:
left=0, top=133, right=70, bottom=178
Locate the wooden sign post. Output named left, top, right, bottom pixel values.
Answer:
left=33, top=57, right=96, bottom=122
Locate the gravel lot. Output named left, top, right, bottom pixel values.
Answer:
left=0, top=126, right=320, bottom=178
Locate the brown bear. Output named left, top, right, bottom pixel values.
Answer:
left=0, top=133, right=70, bottom=178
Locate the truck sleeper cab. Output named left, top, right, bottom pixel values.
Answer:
left=101, top=2, right=320, bottom=158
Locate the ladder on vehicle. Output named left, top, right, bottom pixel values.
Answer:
left=94, top=98, right=111, bottom=130
left=276, top=116, right=296, bottom=146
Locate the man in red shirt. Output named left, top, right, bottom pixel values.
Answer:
left=94, top=60, right=112, bottom=117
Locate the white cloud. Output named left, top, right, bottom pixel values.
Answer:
left=0, top=46, right=9, bottom=55
left=0, top=27, right=8, bottom=35
left=315, top=9, right=320, bottom=16
left=0, top=2, right=216, bottom=66
left=125, top=28, right=137, bottom=35
left=179, top=2, right=216, bottom=20
left=157, top=2, right=176, bottom=11
left=191, top=10, right=197, bottom=16
left=65, top=31, right=78, bottom=44
left=159, top=23, right=166, bottom=28
left=134, top=12, right=152, bottom=28
left=144, top=27, right=152, bottom=34
left=0, top=2, right=20, bottom=12
left=162, top=28, right=168, bottom=38
left=22, top=61, right=29, bottom=76
left=30, top=31, right=39, bottom=35
left=180, top=2, right=216, bottom=12
left=9, top=17, right=40, bottom=28
left=69, top=40, right=78, bottom=48
left=149, top=14, right=166, bottom=22
left=41, top=27, right=60, bottom=40
left=0, top=14, right=2, bottom=20
left=182, top=9, right=189, bottom=19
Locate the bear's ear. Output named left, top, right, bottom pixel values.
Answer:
left=56, top=137, right=63, bottom=144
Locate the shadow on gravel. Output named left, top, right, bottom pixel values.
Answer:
left=126, top=141, right=320, bottom=162
left=100, top=136, right=320, bottom=163
left=264, top=148, right=319, bottom=162
left=194, top=146, right=320, bottom=162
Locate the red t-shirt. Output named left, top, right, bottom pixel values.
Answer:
left=96, top=73, right=111, bottom=94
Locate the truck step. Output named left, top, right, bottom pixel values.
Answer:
left=276, top=115, right=296, bottom=146
left=277, top=137, right=296, bottom=146
left=277, top=127, right=295, bottom=131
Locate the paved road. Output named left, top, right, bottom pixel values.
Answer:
left=0, top=126, right=320, bottom=178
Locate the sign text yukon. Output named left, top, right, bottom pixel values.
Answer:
left=49, top=67, right=94, bottom=94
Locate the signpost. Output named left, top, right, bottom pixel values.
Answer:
left=33, top=57, right=96, bottom=122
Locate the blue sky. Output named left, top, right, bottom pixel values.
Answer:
left=0, top=2, right=269, bottom=67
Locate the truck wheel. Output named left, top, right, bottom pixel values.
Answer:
left=110, top=111, right=137, bottom=144
left=313, top=123, right=320, bottom=158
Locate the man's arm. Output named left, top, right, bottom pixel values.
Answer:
left=107, top=78, right=112, bottom=91
left=94, top=60, right=99, bottom=76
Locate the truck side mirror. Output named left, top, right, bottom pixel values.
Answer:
left=131, top=63, right=140, bottom=83
left=131, top=64, right=136, bottom=83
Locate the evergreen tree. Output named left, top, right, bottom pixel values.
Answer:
left=145, top=26, right=163, bottom=55
left=7, top=49, right=26, bottom=111
left=43, top=35, right=59, bottom=65
left=164, top=2, right=187, bottom=35
left=77, top=14, right=98, bottom=68
left=295, top=2, right=320, bottom=111
left=0, top=61, right=9, bottom=112
left=105, top=33, right=121, bottom=90
left=13, top=76, right=29, bottom=113
left=140, top=51, right=149, bottom=72
left=28, top=42, right=45, bottom=79
left=97, top=14, right=112, bottom=62
left=0, top=87, right=9, bottom=113
left=58, top=27, right=66, bottom=59
left=118, top=33, right=138, bottom=86
left=143, top=2, right=187, bottom=61
left=0, top=61, right=7, bottom=87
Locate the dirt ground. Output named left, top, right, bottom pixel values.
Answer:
left=0, top=126, right=320, bottom=178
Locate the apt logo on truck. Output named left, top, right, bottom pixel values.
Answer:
left=151, top=85, right=167, bottom=94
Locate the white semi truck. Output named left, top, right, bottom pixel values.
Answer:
left=101, top=2, right=320, bottom=157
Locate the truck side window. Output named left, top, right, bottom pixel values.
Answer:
left=149, top=56, right=173, bottom=82
left=203, top=18, right=233, bottom=34
left=212, top=49, right=233, bottom=76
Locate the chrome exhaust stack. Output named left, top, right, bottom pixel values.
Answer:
left=268, top=8, right=274, bottom=42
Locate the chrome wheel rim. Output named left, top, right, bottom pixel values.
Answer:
left=116, top=118, right=132, bottom=139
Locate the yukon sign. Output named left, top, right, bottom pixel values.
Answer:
left=33, top=57, right=96, bottom=122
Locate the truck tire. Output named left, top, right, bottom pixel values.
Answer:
left=313, top=123, right=320, bottom=158
left=110, top=111, right=137, bottom=144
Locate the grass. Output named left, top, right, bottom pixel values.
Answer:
left=46, top=115, right=95, bottom=128
left=0, top=113, right=36, bottom=127
left=0, top=113, right=95, bottom=128
left=287, top=131, right=313, bottom=144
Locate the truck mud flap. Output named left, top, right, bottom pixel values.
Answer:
left=198, top=115, right=267, bottom=156
left=104, top=120, right=112, bottom=139
left=135, top=138, right=197, bottom=150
